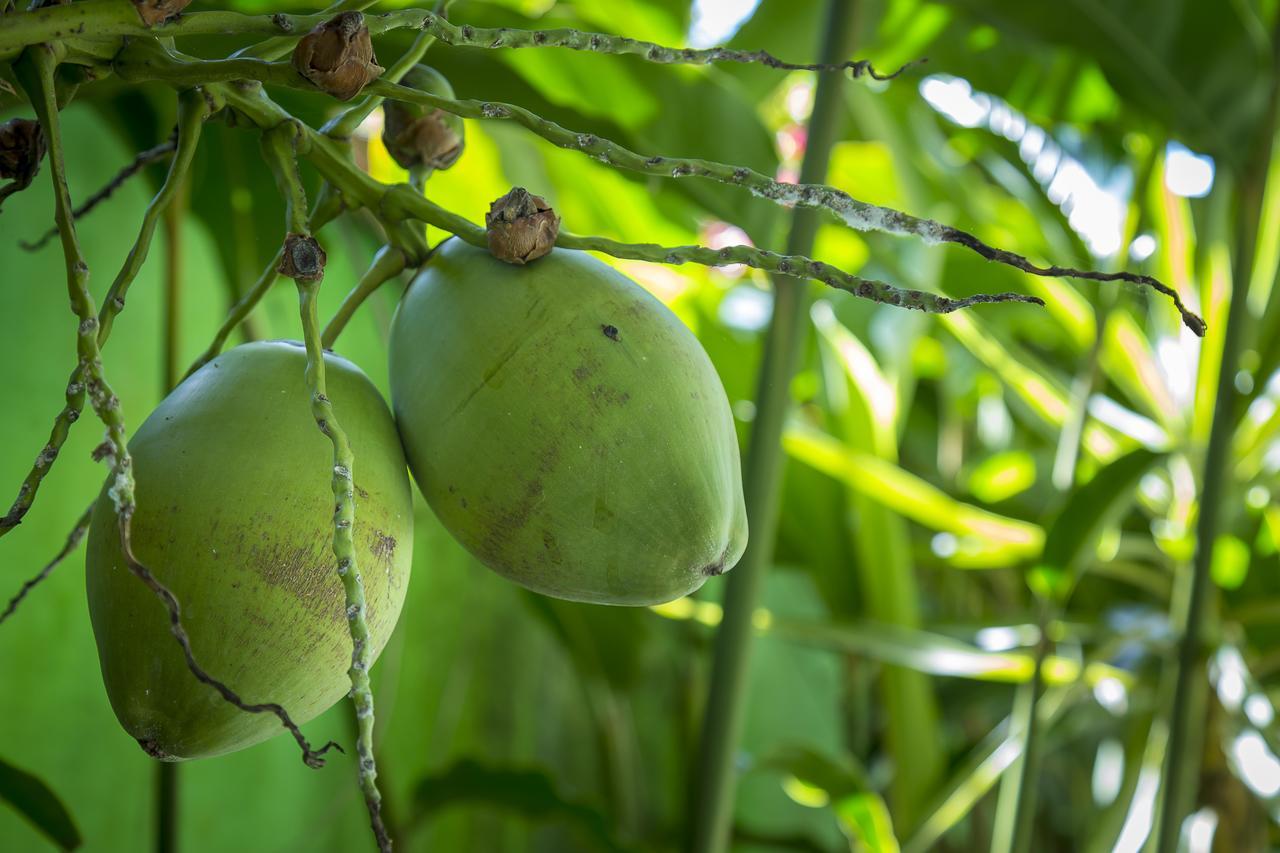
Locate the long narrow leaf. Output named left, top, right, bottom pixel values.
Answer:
left=0, top=756, right=81, bottom=851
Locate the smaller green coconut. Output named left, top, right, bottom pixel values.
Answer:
left=389, top=239, right=748, bottom=605
left=86, top=341, right=413, bottom=761
left=381, top=64, right=464, bottom=173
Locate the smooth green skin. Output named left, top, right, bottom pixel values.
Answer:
left=388, top=240, right=747, bottom=605
left=86, top=341, right=413, bottom=760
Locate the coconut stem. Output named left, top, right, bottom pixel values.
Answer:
left=262, top=123, right=392, bottom=853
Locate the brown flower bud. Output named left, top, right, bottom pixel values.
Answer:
left=291, top=12, right=384, bottom=102
left=0, top=118, right=46, bottom=196
left=130, top=0, right=191, bottom=27
left=485, top=188, right=560, bottom=265
left=381, top=65, right=464, bottom=172
left=278, top=234, right=327, bottom=282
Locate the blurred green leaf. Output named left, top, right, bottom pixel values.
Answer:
left=835, top=793, right=900, bottom=853
left=1033, top=447, right=1162, bottom=599
left=783, top=425, right=1043, bottom=566
left=412, top=758, right=625, bottom=851
left=1212, top=535, right=1251, bottom=590
left=967, top=451, right=1037, bottom=504
left=0, top=756, right=81, bottom=851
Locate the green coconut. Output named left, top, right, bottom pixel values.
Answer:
left=85, top=340, right=413, bottom=761
left=388, top=239, right=747, bottom=605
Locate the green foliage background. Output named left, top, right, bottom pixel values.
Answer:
left=3, top=0, right=1279, bottom=850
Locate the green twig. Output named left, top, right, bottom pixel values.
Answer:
left=689, top=3, right=858, bottom=851
left=321, top=245, right=408, bottom=347
left=107, top=45, right=1201, bottom=334
left=0, top=503, right=92, bottom=625
left=21, top=131, right=178, bottom=253
left=16, top=47, right=337, bottom=770
left=379, top=11, right=913, bottom=78
left=0, top=88, right=203, bottom=538
left=401, top=196, right=1041, bottom=312
left=261, top=122, right=391, bottom=853
left=1, top=1, right=908, bottom=78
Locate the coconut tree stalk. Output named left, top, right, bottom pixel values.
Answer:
left=155, top=763, right=178, bottom=853
left=261, top=122, right=391, bottom=853
left=155, top=138, right=189, bottom=853
left=687, top=3, right=859, bottom=851
left=1154, top=27, right=1280, bottom=851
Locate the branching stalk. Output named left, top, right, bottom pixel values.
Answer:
left=397, top=195, right=1041, bottom=312
left=22, top=131, right=178, bottom=252
left=0, top=89, right=203, bottom=538
left=15, top=47, right=336, bottom=770
left=261, top=123, right=391, bottom=853
left=107, top=45, right=1201, bottom=334
left=183, top=184, right=343, bottom=378
left=321, top=245, right=408, bottom=347
left=0, top=504, right=92, bottom=625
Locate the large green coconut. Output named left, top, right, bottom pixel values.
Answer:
left=388, top=239, right=747, bottom=605
left=86, top=340, right=413, bottom=761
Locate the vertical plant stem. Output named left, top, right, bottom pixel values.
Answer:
left=261, top=123, right=391, bottom=853
left=162, top=174, right=187, bottom=392
left=155, top=763, right=178, bottom=853
left=688, top=3, right=859, bottom=851
left=993, top=602, right=1049, bottom=853
left=155, top=139, right=188, bottom=853
left=1154, top=34, right=1280, bottom=851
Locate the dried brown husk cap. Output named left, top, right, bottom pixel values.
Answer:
left=130, top=0, right=191, bottom=27
left=278, top=234, right=327, bottom=282
left=292, top=12, right=384, bottom=102
left=383, top=109, right=463, bottom=171
left=0, top=118, right=47, bottom=207
left=381, top=65, right=465, bottom=172
left=485, top=188, right=559, bottom=265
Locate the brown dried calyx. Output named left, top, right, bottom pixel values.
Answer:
left=0, top=118, right=47, bottom=209
left=278, top=234, right=327, bottom=282
left=485, top=188, right=560, bottom=265
left=382, top=65, right=465, bottom=173
left=130, top=0, right=191, bottom=27
left=291, top=12, right=383, bottom=102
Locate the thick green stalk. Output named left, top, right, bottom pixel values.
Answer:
left=155, top=144, right=188, bottom=853
left=155, top=763, right=178, bottom=853
left=321, top=245, right=407, bottom=347
left=261, top=124, right=390, bottom=853
left=1154, top=47, right=1279, bottom=852
left=687, top=3, right=858, bottom=851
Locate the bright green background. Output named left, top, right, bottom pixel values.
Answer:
left=3, top=0, right=1280, bottom=850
